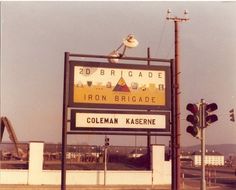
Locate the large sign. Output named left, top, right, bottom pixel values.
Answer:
left=71, top=110, right=170, bottom=132
left=69, top=61, right=171, bottom=110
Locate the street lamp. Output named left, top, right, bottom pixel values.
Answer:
left=108, top=34, right=139, bottom=63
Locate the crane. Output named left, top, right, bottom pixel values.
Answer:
left=0, top=116, right=28, bottom=160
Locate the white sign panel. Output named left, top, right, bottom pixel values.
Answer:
left=72, top=111, right=168, bottom=131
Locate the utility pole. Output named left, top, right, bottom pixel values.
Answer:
left=167, top=9, right=189, bottom=190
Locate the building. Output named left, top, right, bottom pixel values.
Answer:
left=180, top=151, right=193, bottom=166
left=192, top=150, right=224, bottom=166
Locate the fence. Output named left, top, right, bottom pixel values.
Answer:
left=0, top=142, right=171, bottom=185
left=43, top=144, right=149, bottom=170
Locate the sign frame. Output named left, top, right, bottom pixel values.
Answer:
left=61, top=52, right=174, bottom=190
left=70, top=109, right=170, bottom=132
left=68, top=60, right=171, bottom=110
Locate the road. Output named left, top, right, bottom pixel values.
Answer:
left=182, top=166, right=236, bottom=190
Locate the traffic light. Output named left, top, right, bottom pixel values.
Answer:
left=186, top=126, right=200, bottom=138
left=229, top=109, right=235, bottom=122
left=105, top=137, right=109, bottom=146
left=186, top=103, right=200, bottom=138
left=186, top=103, right=200, bottom=127
left=205, top=103, right=218, bottom=126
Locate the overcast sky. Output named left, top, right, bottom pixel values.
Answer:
left=1, top=1, right=236, bottom=147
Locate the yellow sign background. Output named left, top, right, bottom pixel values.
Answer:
left=73, top=66, right=166, bottom=106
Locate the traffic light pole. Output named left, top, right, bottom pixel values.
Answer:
left=104, top=146, right=107, bottom=186
left=200, top=99, right=206, bottom=190
left=201, top=127, right=206, bottom=190
left=187, top=99, right=218, bottom=190
left=104, top=135, right=109, bottom=186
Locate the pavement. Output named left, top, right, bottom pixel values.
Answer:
left=0, top=178, right=236, bottom=190
left=0, top=185, right=171, bottom=190
left=0, top=184, right=235, bottom=190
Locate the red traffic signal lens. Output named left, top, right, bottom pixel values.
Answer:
left=186, top=103, right=198, bottom=113
left=186, top=126, right=199, bottom=137
left=206, top=103, right=218, bottom=113
left=105, top=137, right=109, bottom=142
left=186, top=115, right=199, bottom=125
left=206, top=114, right=218, bottom=124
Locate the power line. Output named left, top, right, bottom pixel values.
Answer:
left=156, top=19, right=167, bottom=57
left=166, top=42, right=174, bottom=59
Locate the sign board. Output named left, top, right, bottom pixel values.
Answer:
left=69, top=61, right=171, bottom=110
left=71, top=110, right=170, bottom=132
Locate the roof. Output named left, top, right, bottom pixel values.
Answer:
left=192, top=150, right=223, bottom=156
left=180, top=151, right=192, bottom=156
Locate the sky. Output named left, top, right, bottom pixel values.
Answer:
left=1, top=1, right=236, bottom=147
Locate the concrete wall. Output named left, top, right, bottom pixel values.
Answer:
left=0, top=170, right=28, bottom=184
left=0, top=142, right=171, bottom=185
left=151, top=145, right=171, bottom=185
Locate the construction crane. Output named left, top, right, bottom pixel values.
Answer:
left=0, top=116, right=28, bottom=160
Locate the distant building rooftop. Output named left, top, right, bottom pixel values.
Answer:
left=192, top=150, right=223, bottom=156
